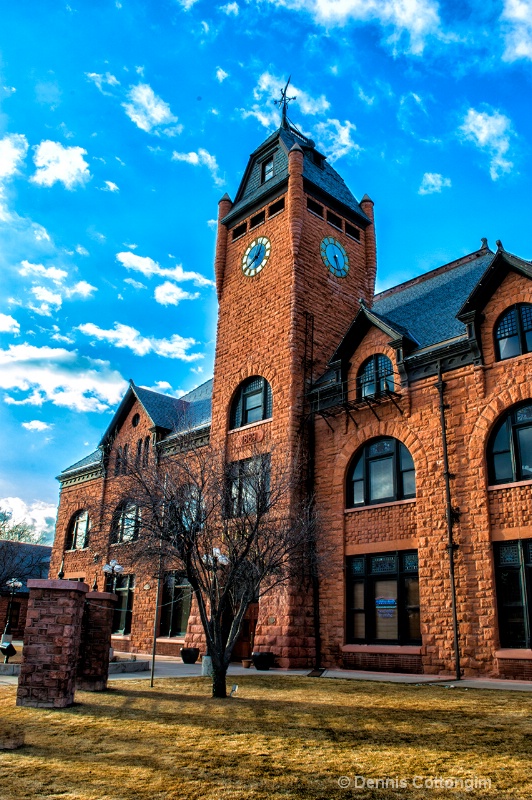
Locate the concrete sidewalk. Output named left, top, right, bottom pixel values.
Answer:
left=2, top=652, right=532, bottom=692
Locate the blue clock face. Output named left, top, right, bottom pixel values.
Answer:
left=320, top=236, right=349, bottom=277
left=242, top=236, right=271, bottom=277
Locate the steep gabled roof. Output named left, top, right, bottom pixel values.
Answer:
left=222, top=124, right=370, bottom=227
left=330, top=302, right=418, bottom=367
left=457, top=248, right=532, bottom=320
left=372, top=246, right=496, bottom=350
left=59, top=449, right=103, bottom=478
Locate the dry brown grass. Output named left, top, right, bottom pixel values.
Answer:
left=0, top=676, right=531, bottom=800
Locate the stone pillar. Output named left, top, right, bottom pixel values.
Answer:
left=77, top=591, right=117, bottom=691
left=16, top=579, right=88, bottom=708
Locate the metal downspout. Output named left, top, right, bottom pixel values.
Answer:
left=436, top=361, right=461, bottom=681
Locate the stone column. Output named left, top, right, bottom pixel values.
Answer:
left=77, top=591, right=117, bottom=691
left=16, top=579, right=88, bottom=708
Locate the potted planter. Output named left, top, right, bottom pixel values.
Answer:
left=241, top=658, right=253, bottom=669
left=180, top=647, right=200, bottom=664
left=252, top=651, right=275, bottom=671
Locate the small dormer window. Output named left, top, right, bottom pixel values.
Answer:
left=262, top=158, right=274, bottom=183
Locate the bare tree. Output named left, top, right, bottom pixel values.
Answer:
left=109, top=440, right=317, bottom=698
left=0, top=509, right=51, bottom=590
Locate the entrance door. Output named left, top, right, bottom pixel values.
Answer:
left=231, top=603, right=259, bottom=660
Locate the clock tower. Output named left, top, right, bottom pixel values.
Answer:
left=210, top=115, right=376, bottom=666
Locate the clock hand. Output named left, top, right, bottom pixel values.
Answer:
left=333, top=252, right=339, bottom=266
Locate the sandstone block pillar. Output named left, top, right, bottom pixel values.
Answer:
left=16, top=579, right=88, bottom=708
left=77, top=590, right=117, bottom=691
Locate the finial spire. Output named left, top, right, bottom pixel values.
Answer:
left=274, top=76, right=296, bottom=129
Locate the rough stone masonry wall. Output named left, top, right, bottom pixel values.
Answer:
left=314, top=270, right=532, bottom=678
left=17, top=579, right=88, bottom=708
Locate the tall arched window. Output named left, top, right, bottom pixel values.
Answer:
left=495, top=304, right=532, bottom=361
left=357, top=355, right=394, bottom=399
left=347, top=437, right=415, bottom=508
left=230, top=376, right=272, bottom=429
left=66, top=510, right=90, bottom=550
left=111, top=500, right=141, bottom=544
left=488, top=402, right=532, bottom=485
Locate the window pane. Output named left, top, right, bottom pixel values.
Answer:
left=374, top=579, right=398, bottom=640
left=368, top=439, right=394, bottom=457
left=400, top=444, right=414, bottom=471
left=244, top=391, right=263, bottom=423
left=499, top=335, right=520, bottom=360
left=353, top=480, right=364, bottom=505
left=493, top=452, right=513, bottom=483
left=517, top=426, right=532, bottom=478
left=353, top=582, right=364, bottom=609
left=353, top=612, right=365, bottom=639
left=369, top=457, right=394, bottom=501
left=402, top=469, right=416, bottom=498
left=492, top=421, right=510, bottom=453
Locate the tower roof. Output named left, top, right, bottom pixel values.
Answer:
left=222, top=124, right=371, bottom=228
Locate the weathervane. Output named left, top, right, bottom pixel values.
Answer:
left=274, top=76, right=296, bottom=129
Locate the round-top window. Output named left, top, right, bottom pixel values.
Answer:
left=132, top=413, right=140, bottom=428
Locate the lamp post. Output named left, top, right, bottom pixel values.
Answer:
left=1, top=577, right=22, bottom=664
left=102, top=559, right=124, bottom=584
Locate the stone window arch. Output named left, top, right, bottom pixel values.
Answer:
left=65, top=509, right=90, bottom=550
left=357, top=354, right=394, bottom=399
left=494, top=303, right=532, bottom=361
left=229, top=376, right=272, bottom=429
left=346, top=437, right=415, bottom=508
left=488, top=402, right=532, bottom=485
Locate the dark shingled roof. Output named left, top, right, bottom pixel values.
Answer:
left=59, top=449, right=102, bottom=478
left=223, top=125, right=370, bottom=226
left=372, top=249, right=496, bottom=350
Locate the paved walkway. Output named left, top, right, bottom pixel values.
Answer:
left=2, top=652, right=532, bottom=692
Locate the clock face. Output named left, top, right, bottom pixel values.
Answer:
left=242, top=236, right=271, bottom=277
left=320, top=236, right=349, bottom=278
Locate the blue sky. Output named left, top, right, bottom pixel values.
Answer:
left=0, top=0, right=531, bottom=540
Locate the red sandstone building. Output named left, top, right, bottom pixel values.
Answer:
left=51, top=117, right=532, bottom=680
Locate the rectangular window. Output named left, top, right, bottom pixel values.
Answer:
left=261, top=158, right=274, bottom=182
left=345, top=222, right=360, bottom=241
left=268, top=198, right=285, bottom=217
left=346, top=551, right=421, bottom=645
left=226, top=455, right=271, bottom=517
left=494, top=541, right=532, bottom=648
left=326, top=210, right=342, bottom=230
left=307, top=198, right=324, bottom=217
left=250, top=210, right=265, bottom=229
left=159, top=572, right=192, bottom=637
left=106, top=574, right=135, bottom=635
left=232, top=222, right=247, bottom=241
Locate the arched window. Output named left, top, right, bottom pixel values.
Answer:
left=488, top=402, right=532, bottom=485
left=143, top=436, right=150, bottom=467
left=135, top=438, right=143, bottom=467
left=114, top=446, right=122, bottom=477
left=357, top=355, right=394, bottom=399
left=347, top=437, right=415, bottom=508
left=495, top=304, right=532, bottom=361
left=230, top=376, right=272, bottom=429
left=66, top=510, right=90, bottom=550
left=111, top=500, right=141, bottom=544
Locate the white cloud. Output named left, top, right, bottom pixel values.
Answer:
left=216, top=67, right=229, bottom=82
left=154, top=281, right=200, bottom=306
left=22, top=419, right=52, bottom=432
left=103, top=180, right=119, bottom=192
left=265, top=0, right=442, bottom=55
left=172, top=148, right=224, bottom=187
left=459, top=108, right=514, bottom=180
left=124, top=277, right=147, bottom=290
left=0, top=496, right=57, bottom=543
left=220, top=1, right=239, bottom=13
left=19, top=260, right=68, bottom=284
left=122, top=83, right=181, bottom=135
left=31, top=140, right=91, bottom=189
left=116, top=250, right=214, bottom=287
left=77, top=322, right=203, bottom=361
left=179, top=0, right=199, bottom=7
left=76, top=245, right=89, bottom=256
left=29, top=286, right=63, bottom=316
left=64, top=280, right=97, bottom=299
left=0, top=313, right=20, bottom=334
left=314, top=119, right=361, bottom=162
left=501, top=0, right=532, bottom=62
left=85, top=72, right=120, bottom=94
left=0, top=133, right=28, bottom=180
left=0, top=342, right=127, bottom=412
left=418, top=172, right=452, bottom=195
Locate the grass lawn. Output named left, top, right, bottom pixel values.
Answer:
left=0, top=675, right=531, bottom=799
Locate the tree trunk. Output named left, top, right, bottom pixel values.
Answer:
left=212, top=664, right=227, bottom=698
